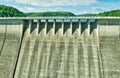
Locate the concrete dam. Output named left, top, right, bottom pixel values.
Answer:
left=0, top=17, right=120, bottom=78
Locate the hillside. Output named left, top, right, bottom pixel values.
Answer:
left=95, top=9, right=120, bottom=16
left=0, top=4, right=75, bottom=17
left=77, top=14, right=96, bottom=16
left=25, top=12, right=75, bottom=17
left=77, top=10, right=120, bottom=17
left=0, top=5, right=25, bottom=17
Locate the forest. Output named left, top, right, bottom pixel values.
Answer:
left=0, top=5, right=25, bottom=17
left=25, top=12, right=75, bottom=17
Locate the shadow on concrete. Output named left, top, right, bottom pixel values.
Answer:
left=55, top=22, right=62, bottom=34
left=81, top=22, right=88, bottom=34
left=63, top=22, right=70, bottom=34
left=47, top=22, right=53, bottom=34
left=23, top=20, right=29, bottom=35
left=90, top=22, right=97, bottom=34
left=39, top=22, right=45, bottom=34
left=30, top=22, right=37, bottom=33
left=72, top=22, right=79, bottom=34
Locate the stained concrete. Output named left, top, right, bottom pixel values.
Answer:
left=0, top=20, right=22, bottom=78
left=0, top=18, right=120, bottom=78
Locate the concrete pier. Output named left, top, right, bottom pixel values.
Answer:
left=0, top=17, right=120, bottom=78
left=78, top=19, right=81, bottom=36
left=37, top=20, right=40, bottom=34
left=61, top=19, right=64, bottom=35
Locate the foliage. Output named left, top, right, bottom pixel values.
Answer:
left=0, top=5, right=25, bottom=17
left=0, top=4, right=75, bottom=17
left=25, top=11, right=75, bottom=17
left=77, top=10, right=120, bottom=16
left=77, top=14, right=96, bottom=16
left=95, top=9, right=120, bottom=16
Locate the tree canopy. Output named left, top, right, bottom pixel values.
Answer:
left=25, top=12, right=75, bottom=17
left=0, top=5, right=25, bottom=17
left=95, top=10, right=120, bottom=16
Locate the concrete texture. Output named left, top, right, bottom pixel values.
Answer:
left=0, top=20, right=22, bottom=78
left=0, top=17, right=120, bottom=78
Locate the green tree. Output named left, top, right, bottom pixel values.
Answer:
left=0, top=4, right=25, bottom=17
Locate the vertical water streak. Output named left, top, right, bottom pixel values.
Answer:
left=74, top=34, right=79, bottom=78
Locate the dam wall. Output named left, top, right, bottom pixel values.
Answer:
left=0, top=17, right=120, bottom=78
left=0, top=19, right=23, bottom=78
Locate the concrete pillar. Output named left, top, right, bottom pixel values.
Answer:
left=62, top=19, right=64, bottom=35
left=45, top=19, right=48, bottom=35
left=87, top=20, right=90, bottom=35
left=78, top=19, right=81, bottom=36
left=118, top=20, right=120, bottom=40
left=37, top=20, right=40, bottom=34
left=95, top=20, right=99, bottom=37
left=70, top=19, right=72, bottom=35
left=53, top=19, right=56, bottom=36
left=29, top=20, right=33, bottom=34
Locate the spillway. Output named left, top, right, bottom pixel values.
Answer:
left=0, top=17, right=120, bottom=78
